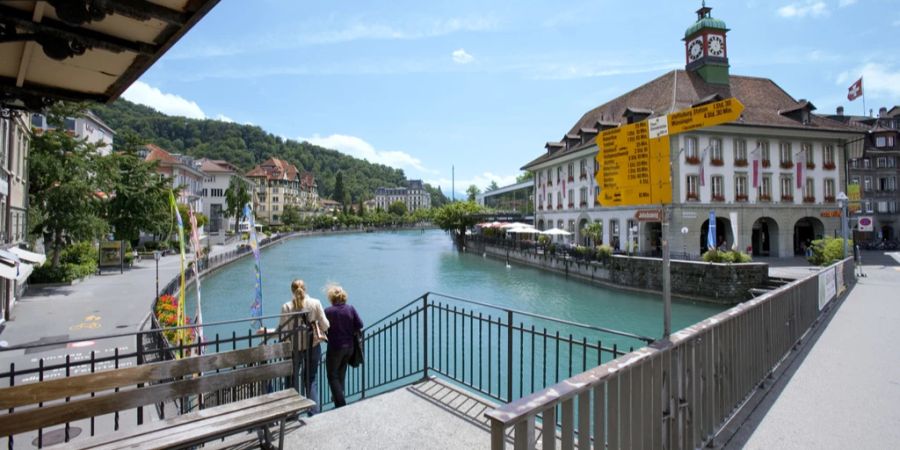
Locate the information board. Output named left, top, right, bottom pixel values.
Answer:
left=595, top=98, right=745, bottom=208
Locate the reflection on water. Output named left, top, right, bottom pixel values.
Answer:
left=186, top=230, right=724, bottom=340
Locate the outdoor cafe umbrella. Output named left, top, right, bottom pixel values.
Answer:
left=540, top=228, right=572, bottom=236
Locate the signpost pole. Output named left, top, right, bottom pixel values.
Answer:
left=662, top=205, right=672, bottom=338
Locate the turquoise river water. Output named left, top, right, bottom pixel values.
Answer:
left=186, top=230, right=724, bottom=341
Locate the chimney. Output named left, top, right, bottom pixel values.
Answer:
left=880, top=107, right=888, bottom=117
left=836, top=106, right=844, bottom=116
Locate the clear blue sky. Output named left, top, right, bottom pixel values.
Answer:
left=126, top=0, right=899, bottom=199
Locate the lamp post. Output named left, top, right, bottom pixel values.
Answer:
left=836, top=192, right=849, bottom=259
left=681, top=226, right=689, bottom=259
left=154, top=251, right=161, bottom=304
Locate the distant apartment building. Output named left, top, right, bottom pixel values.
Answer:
left=198, top=159, right=253, bottom=244
left=828, top=106, right=900, bottom=242
left=1, top=109, right=44, bottom=324
left=246, top=157, right=319, bottom=224
left=375, top=180, right=431, bottom=212
left=31, top=110, right=115, bottom=156
left=143, top=144, right=205, bottom=224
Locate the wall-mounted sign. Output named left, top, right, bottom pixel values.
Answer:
left=820, top=210, right=841, bottom=218
left=858, top=216, right=874, bottom=232
left=635, top=209, right=663, bottom=222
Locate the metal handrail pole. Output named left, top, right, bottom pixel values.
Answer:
left=506, top=310, right=514, bottom=403
left=422, top=293, right=429, bottom=380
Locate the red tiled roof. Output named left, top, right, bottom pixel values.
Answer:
left=143, top=144, right=180, bottom=165
left=246, top=157, right=302, bottom=181
left=524, top=70, right=862, bottom=169
left=198, top=158, right=240, bottom=173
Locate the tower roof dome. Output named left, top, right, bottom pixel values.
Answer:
left=684, top=16, right=727, bottom=38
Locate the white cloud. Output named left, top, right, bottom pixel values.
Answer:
left=837, top=63, right=900, bottom=98
left=452, top=48, right=474, bottom=64
left=777, top=1, right=829, bottom=18
left=214, top=114, right=234, bottom=123
left=526, top=60, right=682, bottom=80
left=122, top=81, right=206, bottom=119
left=426, top=172, right=519, bottom=195
left=838, top=0, right=857, bottom=6
left=299, top=134, right=432, bottom=173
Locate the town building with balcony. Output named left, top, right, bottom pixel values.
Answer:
left=523, top=5, right=863, bottom=258
left=142, top=144, right=205, bottom=224
left=31, top=110, right=115, bottom=156
left=198, top=159, right=252, bottom=244
left=374, top=179, right=431, bottom=212
left=246, top=157, right=318, bottom=224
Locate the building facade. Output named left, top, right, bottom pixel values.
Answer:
left=0, top=109, right=42, bottom=323
left=31, top=110, right=115, bottom=156
left=198, top=159, right=253, bottom=244
left=828, top=106, right=899, bottom=243
left=143, top=144, right=206, bottom=222
left=246, top=157, right=318, bottom=224
left=523, top=5, right=861, bottom=257
left=476, top=180, right=535, bottom=220
left=374, top=180, right=431, bottom=212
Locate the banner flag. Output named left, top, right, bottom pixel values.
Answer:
left=245, top=203, right=263, bottom=327
left=707, top=210, right=717, bottom=251
left=169, top=191, right=187, bottom=355
left=188, top=206, right=204, bottom=354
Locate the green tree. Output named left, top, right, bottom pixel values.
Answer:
left=174, top=204, right=208, bottom=239
left=425, top=184, right=448, bottom=207
left=582, top=222, right=603, bottom=246
left=388, top=200, right=408, bottom=217
left=333, top=171, right=345, bottom=204
left=281, top=204, right=302, bottom=228
left=225, top=176, right=251, bottom=233
left=29, top=104, right=108, bottom=267
left=516, top=171, right=534, bottom=183
left=466, top=184, right=481, bottom=202
left=357, top=198, right=367, bottom=217
left=432, top=201, right=483, bottom=249
left=485, top=180, right=500, bottom=192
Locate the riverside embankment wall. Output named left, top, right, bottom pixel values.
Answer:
left=470, top=243, right=768, bottom=304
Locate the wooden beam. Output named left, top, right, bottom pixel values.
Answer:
left=15, top=2, right=45, bottom=88
left=103, top=0, right=191, bottom=26
left=0, top=75, right=107, bottom=105
left=0, top=4, right=157, bottom=56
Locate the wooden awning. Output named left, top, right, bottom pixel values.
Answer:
left=0, top=0, right=219, bottom=110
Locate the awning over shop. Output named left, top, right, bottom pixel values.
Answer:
left=0, top=1, right=221, bottom=109
left=9, top=246, right=46, bottom=265
left=0, top=249, right=32, bottom=281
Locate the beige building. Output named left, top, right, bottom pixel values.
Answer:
left=374, top=180, right=431, bottom=212
left=247, top=157, right=318, bottom=224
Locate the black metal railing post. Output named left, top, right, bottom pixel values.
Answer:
left=136, top=332, right=144, bottom=425
left=506, top=310, right=514, bottom=403
left=291, top=315, right=300, bottom=391
left=422, top=293, right=429, bottom=380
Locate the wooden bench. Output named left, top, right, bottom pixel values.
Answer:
left=0, top=342, right=314, bottom=449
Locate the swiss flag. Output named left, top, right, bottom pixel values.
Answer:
left=847, top=78, right=863, bottom=101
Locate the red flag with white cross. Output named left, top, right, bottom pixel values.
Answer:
left=847, top=78, right=863, bottom=101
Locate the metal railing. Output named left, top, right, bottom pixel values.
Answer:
left=485, top=258, right=856, bottom=449
left=314, top=292, right=653, bottom=409
left=468, top=235, right=703, bottom=263
left=0, top=312, right=312, bottom=449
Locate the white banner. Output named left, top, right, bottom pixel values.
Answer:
left=818, top=267, right=837, bottom=310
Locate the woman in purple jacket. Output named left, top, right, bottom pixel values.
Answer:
left=324, top=284, right=363, bottom=408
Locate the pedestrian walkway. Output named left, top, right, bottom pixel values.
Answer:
left=724, top=255, right=900, bottom=449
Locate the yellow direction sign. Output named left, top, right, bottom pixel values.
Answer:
left=595, top=98, right=745, bottom=208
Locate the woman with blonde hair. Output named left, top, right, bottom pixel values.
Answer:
left=276, top=279, right=329, bottom=416
left=324, top=284, right=363, bottom=408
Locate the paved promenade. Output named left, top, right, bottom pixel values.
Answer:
left=726, top=252, right=900, bottom=449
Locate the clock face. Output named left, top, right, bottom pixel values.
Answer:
left=707, top=34, right=725, bottom=57
left=687, top=37, right=703, bottom=62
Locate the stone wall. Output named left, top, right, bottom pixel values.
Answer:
left=473, top=244, right=769, bottom=304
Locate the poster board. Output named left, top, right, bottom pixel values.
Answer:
left=99, top=240, right=124, bottom=273
left=817, top=266, right=836, bottom=310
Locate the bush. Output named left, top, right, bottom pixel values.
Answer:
left=595, top=245, right=613, bottom=261
left=703, top=249, right=752, bottom=263
left=31, top=242, right=99, bottom=283
left=807, top=237, right=850, bottom=266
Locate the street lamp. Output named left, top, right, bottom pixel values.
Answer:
left=680, top=226, right=689, bottom=259
left=836, top=192, right=849, bottom=259
left=154, top=251, right=161, bottom=304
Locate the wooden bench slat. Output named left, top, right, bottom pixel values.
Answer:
left=77, top=397, right=313, bottom=450
left=0, top=361, right=292, bottom=437
left=52, top=391, right=313, bottom=450
left=0, top=343, right=291, bottom=409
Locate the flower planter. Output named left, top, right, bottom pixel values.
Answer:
left=762, top=160, right=771, bottom=168
left=780, top=161, right=794, bottom=169
left=710, top=159, right=724, bottom=167
left=734, top=160, right=748, bottom=167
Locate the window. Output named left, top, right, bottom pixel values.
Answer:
left=557, top=220, right=564, bottom=230
left=710, top=138, right=723, bottom=165
left=780, top=176, right=794, bottom=201
left=685, top=136, right=699, bottom=162
left=758, top=140, right=771, bottom=167
left=863, top=158, right=871, bottom=169
left=864, top=176, right=873, bottom=191
left=556, top=167, right=562, bottom=183
left=779, top=142, right=793, bottom=168
left=547, top=193, right=552, bottom=209
left=760, top=175, right=772, bottom=200
left=579, top=159, right=587, bottom=179
left=579, top=187, right=588, bottom=207
left=864, top=200, right=873, bottom=213
left=803, top=143, right=814, bottom=168
left=567, top=163, right=574, bottom=181
left=875, top=135, right=890, bottom=147
left=567, top=189, right=574, bottom=207
left=711, top=176, right=724, bottom=201
left=686, top=175, right=699, bottom=200
left=735, top=175, right=748, bottom=201
left=889, top=176, right=897, bottom=191
left=568, top=220, right=575, bottom=233
left=823, top=145, right=835, bottom=169
left=825, top=179, right=836, bottom=201
left=888, top=157, right=897, bottom=168
left=850, top=159, right=858, bottom=169
left=734, top=139, right=747, bottom=165
left=547, top=169, right=552, bottom=185
left=557, top=191, right=562, bottom=208
left=804, top=178, right=815, bottom=202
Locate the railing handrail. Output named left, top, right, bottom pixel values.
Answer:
left=485, top=257, right=854, bottom=433
left=426, top=291, right=655, bottom=343
left=0, top=312, right=308, bottom=353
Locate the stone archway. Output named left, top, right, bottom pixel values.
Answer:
left=751, top=217, right=780, bottom=257
left=537, top=219, right=545, bottom=231
left=577, top=215, right=590, bottom=246
left=700, top=216, right=733, bottom=252
left=794, top=217, right=825, bottom=255
left=882, top=224, right=894, bottom=241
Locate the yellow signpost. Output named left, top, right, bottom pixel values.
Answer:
left=595, top=98, right=745, bottom=207
left=592, top=97, right=745, bottom=338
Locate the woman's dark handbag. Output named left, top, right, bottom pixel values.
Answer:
left=349, top=331, right=364, bottom=367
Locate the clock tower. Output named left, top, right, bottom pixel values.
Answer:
left=683, top=2, right=730, bottom=85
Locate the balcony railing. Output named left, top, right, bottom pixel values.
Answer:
left=823, top=162, right=836, bottom=170
left=803, top=196, right=816, bottom=203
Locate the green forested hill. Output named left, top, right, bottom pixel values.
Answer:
left=92, top=99, right=438, bottom=203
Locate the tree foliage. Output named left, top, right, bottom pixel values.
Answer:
left=388, top=200, right=408, bottom=217
left=281, top=204, right=302, bottom=227
left=225, top=176, right=251, bottom=232
left=466, top=184, right=481, bottom=202
left=92, top=99, right=408, bottom=201
left=516, top=171, right=534, bottom=183
left=432, top=201, right=483, bottom=249
left=485, top=180, right=500, bottom=192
